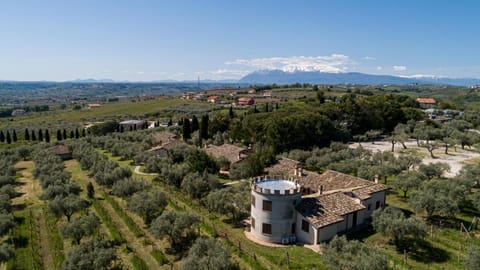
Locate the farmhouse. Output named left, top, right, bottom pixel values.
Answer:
left=207, top=96, right=220, bottom=104
left=119, top=120, right=146, bottom=130
left=249, top=158, right=389, bottom=246
left=416, top=98, right=436, bottom=108
left=148, top=132, right=185, bottom=157
left=48, top=144, right=72, bottom=160
left=87, top=103, right=101, bottom=109
left=204, top=143, right=248, bottom=172
left=237, top=97, right=255, bottom=106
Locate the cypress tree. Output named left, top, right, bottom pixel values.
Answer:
left=31, top=130, right=36, bottom=141
left=45, top=129, right=50, bottom=143
left=82, top=128, right=86, bottom=137
left=63, top=129, right=67, bottom=140
left=25, top=128, right=30, bottom=140
left=0, top=131, right=5, bottom=142
left=70, top=130, right=74, bottom=139
left=75, top=128, right=79, bottom=139
left=38, top=129, right=43, bottom=141
left=167, top=118, right=173, bottom=126
left=57, top=130, right=62, bottom=141
left=200, top=114, right=209, bottom=140
left=129, top=126, right=133, bottom=131
left=191, top=115, right=199, bottom=133
left=120, top=125, right=124, bottom=133
left=229, top=106, right=234, bottom=119
left=134, top=124, right=137, bottom=131
left=6, top=131, right=11, bottom=144
left=265, top=103, right=269, bottom=112
left=182, top=118, right=191, bottom=141
left=12, top=130, right=17, bottom=142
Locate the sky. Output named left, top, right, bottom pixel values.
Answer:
left=1, top=0, right=480, bottom=81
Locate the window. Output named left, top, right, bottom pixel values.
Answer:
left=262, top=223, right=272, bottom=235
left=263, top=200, right=272, bottom=211
left=251, top=195, right=256, bottom=207
left=301, top=219, right=309, bottom=233
left=251, top=218, right=255, bottom=229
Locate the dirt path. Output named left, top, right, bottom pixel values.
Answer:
left=134, top=165, right=159, bottom=176
left=35, top=211, right=54, bottom=270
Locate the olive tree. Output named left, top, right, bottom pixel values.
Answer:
left=48, top=194, right=88, bottom=221
left=392, top=171, right=426, bottom=198
left=150, top=210, right=199, bottom=250
left=128, top=190, right=167, bottom=224
left=61, top=212, right=100, bottom=245
left=62, top=238, right=117, bottom=270
left=180, top=238, right=232, bottom=270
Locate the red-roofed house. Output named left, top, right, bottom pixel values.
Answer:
left=208, top=96, right=220, bottom=104
left=237, top=97, right=255, bottom=106
left=416, top=98, right=436, bottom=108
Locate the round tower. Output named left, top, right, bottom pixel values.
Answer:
left=250, top=176, right=301, bottom=244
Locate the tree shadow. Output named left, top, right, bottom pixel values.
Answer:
left=12, top=203, right=27, bottom=211
left=408, top=240, right=450, bottom=263
left=346, top=226, right=376, bottom=241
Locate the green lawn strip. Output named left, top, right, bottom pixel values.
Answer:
left=102, top=193, right=144, bottom=237
left=7, top=208, right=42, bottom=270
left=131, top=254, right=149, bottom=270
left=91, top=199, right=125, bottom=245
left=42, top=207, right=65, bottom=269
left=150, top=248, right=169, bottom=265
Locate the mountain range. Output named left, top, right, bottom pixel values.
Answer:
left=238, top=70, right=480, bottom=86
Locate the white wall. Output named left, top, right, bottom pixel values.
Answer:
left=295, top=213, right=315, bottom=244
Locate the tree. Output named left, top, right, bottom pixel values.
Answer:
left=62, top=238, right=117, bottom=270
left=17, top=147, right=30, bottom=161
left=38, top=129, right=43, bottom=141
left=182, top=118, right=191, bottom=141
left=0, top=242, right=14, bottom=263
left=87, top=182, right=95, bottom=199
left=12, top=130, right=17, bottom=142
left=0, top=131, right=4, bottom=142
left=322, top=236, right=388, bottom=270
left=409, top=179, right=467, bottom=219
left=31, top=130, right=36, bottom=141
left=418, top=162, right=450, bottom=179
left=57, top=130, right=62, bottom=141
left=63, top=129, right=67, bottom=140
left=205, top=183, right=249, bottom=223
left=465, top=245, right=480, bottom=270
left=75, top=128, right=80, bottom=139
left=180, top=238, right=232, bottom=270
left=393, top=171, right=425, bottom=198
left=112, top=178, right=146, bottom=198
left=150, top=210, right=199, bottom=249
left=61, top=212, right=100, bottom=245
left=0, top=213, right=15, bottom=236
left=181, top=172, right=216, bottom=199
left=48, top=194, right=89, bottom=221
left=229, top=106, right=234, bottom=119
left=45, top=129, right=50, bottom=143
left=5, top=131, right=11, bottom=144
left=372, top=206, right=426, bottom=250
left=70, top=130, right=75, bottom=139
left=191, top=115, right=199, bottom=133
left=200, top=114, right=209, bottom=139
left=128, top=190, right=167, bottom=224
left=24, top=128, right=30, bottom=140
left=82, top=128, right=86, bottom=137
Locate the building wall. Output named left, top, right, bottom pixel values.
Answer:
left=317, top=223, right=338, bottom=242
left=251, top=190, right=301, bottom=243
left=294, top=213, right=315, bottom=244
left=362, top=191, right=387, bottom=218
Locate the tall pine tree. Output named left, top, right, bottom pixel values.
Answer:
left=229, top=106, right=234, bottom=119
left=70, top=130, right=74, bottom=139
left=31, top=130, right=36, bottom=141
left=63, top=129, right=67, bottom=140
left=38, top=129, right=43, bottom=141
left=57, top=130, right=62, bottom=141
left=200, top=114, right=209, bottom=140
left=24, top=128, right=30, bottom=140
left=0, top=131, right=5, bottom=142
left=191, top=115, right=199, bottom=133
left=12, top=130, right=17, bottom=142
left=182, top=118, right=191, bottom=141
left=45, top=129, right=50, bottom=143
left=6, top=131, right=11, bottom=144
left=75, top=128, right=80, bottom=139
left=82, top=129, right=86, bottom=137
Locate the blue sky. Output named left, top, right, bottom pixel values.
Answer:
left=1, top=0, right=479, bottom=81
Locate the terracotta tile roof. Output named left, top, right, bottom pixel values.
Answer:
left=151, top=131, right=178, bottom=146
left=296, top=192, right=366, bottom=229
left=204, top=144, right=247, bottom=164
left=148, top=138, right=185, bottom=152
left=416, top=98, right=436, bottom=104
left=351, top=184, right=390, bottom=199
left=301, top=170, right=373, bottom=193
left=265, top=157, right=300, bottom=176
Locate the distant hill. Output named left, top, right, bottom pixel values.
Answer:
left=239, top=70, right=480, bottom=86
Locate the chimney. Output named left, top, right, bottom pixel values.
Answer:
left=238, top=153, right=241, bottom=160
left=374, top=174, right=379, bottom=184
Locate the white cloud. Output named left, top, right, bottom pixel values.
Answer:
left=226, top=54, right=355, bottom=73
left=137, top=71, right=145, bottom=75
left=363, top=56, right=376, bottom=60
left=393, top=65, right=407, bottom=71
left=376, top=66, right=383, bottom=70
